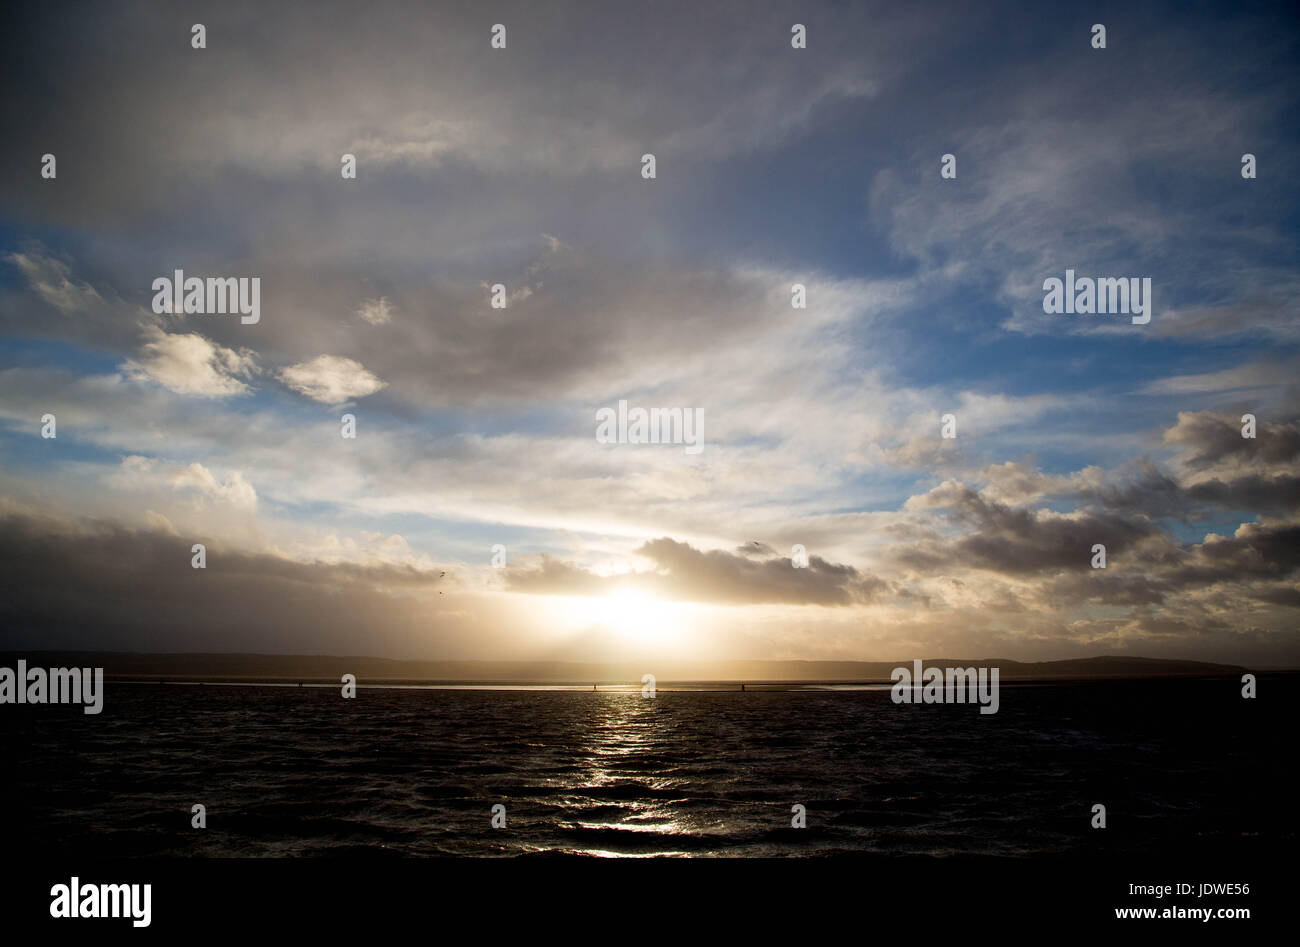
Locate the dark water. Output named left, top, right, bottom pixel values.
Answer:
left=0, top=678, right=1285, bottom=858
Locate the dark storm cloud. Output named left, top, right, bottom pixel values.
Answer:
left=900, top=481, right=1160, bottom=576
left=1039, top=572, right=1173, bottom=608
left=0, top=508, right=474, bottom=655
left=1186, top=518, right=1300, bottom=581
left=1183, top=474, right=1300, bottom=514
left=1256, top=585, right=1300, bottom=608
left=1074, top=462, right=1198, bottom=519
left=976, top=411, right=1300, bottom=521
left=0, top=0, right=892, bottom=232
left=895, top=467, right=1300, bottom=613
left=1164, top=411, right=1300, bottom=470
left=1037, top=517, right=1300, bottom=608
left=1071, top=414, right=1300, bottom=518
left=506, top=537, right=891, bottom=606
left=1067, top=462, right=1300, bottom=520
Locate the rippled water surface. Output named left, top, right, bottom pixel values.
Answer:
left=0, top=679, right=1279, bottom=857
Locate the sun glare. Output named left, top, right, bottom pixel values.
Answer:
left=556, top=587, right=689, bottom=646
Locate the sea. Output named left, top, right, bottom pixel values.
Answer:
left=0, top=677, right=1284, bottom=859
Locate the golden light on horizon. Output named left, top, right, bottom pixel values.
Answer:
left=545, top=588, right=696, bottom=650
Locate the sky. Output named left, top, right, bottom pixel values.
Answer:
left=0, top=0, right=1297, bottom=666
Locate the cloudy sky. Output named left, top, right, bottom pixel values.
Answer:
left=1, top=0, right=1297, bottom=665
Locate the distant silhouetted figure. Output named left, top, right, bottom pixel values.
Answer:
left=741, top=683, right=746, bottom=692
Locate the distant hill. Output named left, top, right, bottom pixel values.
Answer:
left=0, top=651, right=1252, bottom=683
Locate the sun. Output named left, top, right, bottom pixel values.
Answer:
left=597, top=587, right=660, bottom=641
left=555, top=587, right=689, bottom=646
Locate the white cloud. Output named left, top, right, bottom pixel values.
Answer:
left=121, top=328, right=258, bottom=397
left=113, top=456, right=259, bottom=516
left=278, top=355, right=387, bottom=404
left=1141, top=359, right=1298, bottom=395
left=166, top=461, right=259, bottom=511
